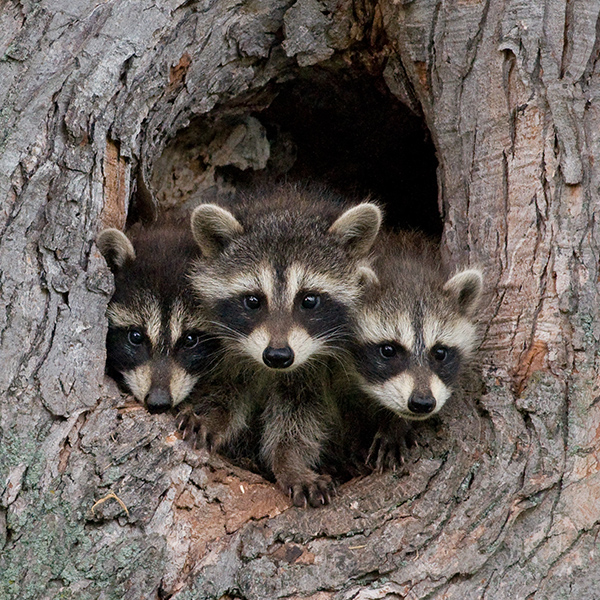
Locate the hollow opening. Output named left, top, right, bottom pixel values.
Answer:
left=149, top=62, right=440, bottom=237
left=139, top=60, right=441, bottom=481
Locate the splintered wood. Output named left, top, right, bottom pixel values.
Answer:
left=101, top=138, right=129, bottom=230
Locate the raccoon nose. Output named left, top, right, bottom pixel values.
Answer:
left=407, top=392, right=436, bottom=415
left=145, top=388, right=172, bottom=413
left=262, top=346, right=295, bottom=369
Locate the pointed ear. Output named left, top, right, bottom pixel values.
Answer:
left=97, top=228, right=136, bottom=272
left=191, top=204, right=244, bottom=258
left=357, top=261, right=379, bottom=286
left=444, top=269, right=483, bottom=316
left=328, top=203, right=383, bottom=258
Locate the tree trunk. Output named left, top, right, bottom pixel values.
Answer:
left=1, top=1, right=598, bottom=599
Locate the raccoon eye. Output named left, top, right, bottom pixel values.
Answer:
left=432, top=346, right=448, bottom=361
left=301, top=293, right=320, bottom=309
left=183, top=333, right=200, bottom=349
left=243, top=295, right=261, bottom=310
left=379, top=344, right=397, bottom=358
left=128, top=329, right=144, bottom=346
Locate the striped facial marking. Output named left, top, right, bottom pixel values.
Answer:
left=170, top=365, right=199, bottom=407
left=196, top=262, right=276, bottom=305
left=359, top=370, right=450, bottom=420
left=122, top=364, right=152, bottom=402
left=361, top=372, right=415, bottom=415
left=242, top=325, right=271, bottom=365
left=106, top=297, right=216, bottom=408
left=357, top=310, right=415, bottom=353
left=422, top=315, right=477, bottom=357
left=429, top=373, right=452, bottom=408
left=285, top=262, right=359, bottom=309
left=170, top=300, right=185, bottom=348
left=108, top=299, right=162, bottom=348
left=118, top=359, right=203, bottom=408
left=211, top=261, right=354, bottom=370
left=354, top=313, right=465, bottom=419
left=286, top=326, right=324, bottom=369
left=169, top=299, right=209, bottom=347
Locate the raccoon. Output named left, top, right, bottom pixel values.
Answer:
left=350, top=231, right=483, bottom=470
left=187, top=184, right=382, bottom=507
left=97, top=224, right=219, bottom=413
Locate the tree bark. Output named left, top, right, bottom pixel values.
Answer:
left=1, top=1, right=599, bottom=599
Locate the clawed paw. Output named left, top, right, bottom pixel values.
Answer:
left=279, top=474, right=335, bottom=508
left=177, top=409, right=223, bottom=452
left=366, top=433, right=402, bottom=473
left=366, top=423, right=414, bottom=474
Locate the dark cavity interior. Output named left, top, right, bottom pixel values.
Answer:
left=142, top=62, right=441, bottom=480
left=148, top=63, right=440, bottom=237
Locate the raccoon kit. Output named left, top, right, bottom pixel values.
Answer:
left=351, top=231, right=483, bottom=470
left=187, top=184, right=382, bottom=507
left=97, top=224, right=219, bottom=413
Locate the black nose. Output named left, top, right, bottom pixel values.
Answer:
left=407, top=392, right=436, bottom=414
left=145, top=388, right=172, bottom=413
left=262, top=346, right=294, bottom=369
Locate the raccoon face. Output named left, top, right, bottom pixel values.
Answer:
left=189, top=193, right=382, bottom=373
left=354, top=269, right=483, bottom=420
left=98, top=227, right=218, bottom=412
left=105, top=298, right=218, bottom=412
left=208, top=264, right=355, bottom=371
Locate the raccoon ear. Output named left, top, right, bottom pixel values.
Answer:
left=357, top=261, right=380, bottom=286
left=329, top=203, right=383, bottom=257
left=444, top=269, right=483, bottom=316
left=191, top=204, right=244, bottom=257
left=96, top=228, right=136, bottom=272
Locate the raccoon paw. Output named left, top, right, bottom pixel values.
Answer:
left=279, top=473, right=335, bottom=508
left=366, top=423, right=414, bottom=474
left=177, top=410, right=223, bottom=453
left=366, top=434, right=403, bottom=473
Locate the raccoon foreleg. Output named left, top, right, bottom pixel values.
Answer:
left=178, top=404, right=230, bottom=451
left=178, top=383, right=248, bottom=452
left=366, top=416, right=415, bottom=473
left=261, top=391, right=335, bottom=508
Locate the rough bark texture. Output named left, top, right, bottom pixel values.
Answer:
left=1, top=1, right=599, bottom=599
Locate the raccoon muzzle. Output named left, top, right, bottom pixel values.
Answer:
left=146, top=388, right=172, bottom=413
left=262, top=345, right=295, bottom=369
left=407, top=391, right=436, bottom=414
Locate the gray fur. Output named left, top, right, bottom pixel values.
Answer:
left=328, top=202, right=382, bottom=258
left=349, top=230, right=484, bottom=469
left=444, top=269, right=484, bottom=316
left=101, top=223, right=218, bottom=412
left=190, top=203, right=244, bottom=258
left=97, top=228, right=136, bottom=271
left=188, top=183, right=382, bottom=507
left=190, top=185, right=382, bottom=304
